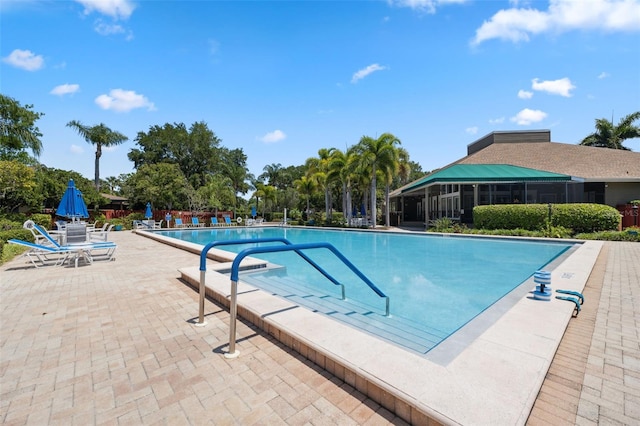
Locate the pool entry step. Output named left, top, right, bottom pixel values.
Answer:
left=241, top=270, right=449, bottom=354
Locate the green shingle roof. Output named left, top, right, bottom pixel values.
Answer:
left=401, top=164, right=571, bottom=193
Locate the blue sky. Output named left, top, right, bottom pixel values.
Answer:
left=2, top=0, right=640, bottom=183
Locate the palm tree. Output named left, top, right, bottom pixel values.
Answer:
left=294, top=175, right=317, bottom=217
left=222, top=148, right=250, bottom=216
left=379, top=150, right=400, bottom=227
left=262, top=185, right=277, bottom=217
left=580, top=111, right=640, bottom=151
left=327, top=148, right=348, bottom=222
left=355, top=133, right=401, bottom=228
left=260, top=163, right=284, bottom=189
left=66, top=121, right=128, bottom=190
left=252, top=182, right=266, bottom=215
left=305, top=148, right=333, bottom=223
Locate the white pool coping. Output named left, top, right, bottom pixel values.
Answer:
left=138, top=229, right=602, bottom=425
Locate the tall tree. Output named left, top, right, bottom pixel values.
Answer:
left=124, top=162, right=190, bottom=210
left=197, top=174, right=236, bottom=212
left=128, top=121, right=222, bottom=188
left=66, top=121, right=128, bottom=190
left=305, top=148, right=332, bottom=223
left=355, top=133, right=401, bottom=228
left=294, top=175, right=317, bottom=216
left=0, top=94, right=44, bottom=159
left=580, top=111, right=640, bottom=151
left=259, top=163, right=284, bottom=189
left=221, top=148, right=250, bottom=215
left=0, top=160, right=36, bottom=213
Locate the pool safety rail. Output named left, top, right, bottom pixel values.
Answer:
left=197, top=238, right=390, bottom=358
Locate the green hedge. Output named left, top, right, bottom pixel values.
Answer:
left=473, top=204, right=548, bottom=231
left=29, top=213, right=54, bottom=229
left=0, top=229, right=34, bottom=243
left=473, top=203, right=620, bottom=233
left=550, top=204, right=621, bottom=233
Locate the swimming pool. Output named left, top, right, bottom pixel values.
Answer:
left=157, top=227, right=574, bottom=353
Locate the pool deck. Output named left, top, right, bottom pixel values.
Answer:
left=1, top=229, right=638, bottom=425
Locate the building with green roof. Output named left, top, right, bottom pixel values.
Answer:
left=389, top=130, right=640, bottom=226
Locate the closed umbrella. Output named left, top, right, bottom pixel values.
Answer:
left=251, top=206, right=257, bottom=218
left=145, top=202, right=152, bottom=219
left=56, top=179, right=89, bottom=222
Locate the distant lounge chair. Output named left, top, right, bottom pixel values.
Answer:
left=153, top=220, right=163, bottom=229
left=174, top=218, right=186, bottom=228
left=223, top=216, right=236, bottom=226
left=211, top=217, right=221, bottom=227
left=89, top=224, right=114, bottom=242
left=191, top=217, right=205, bottom=228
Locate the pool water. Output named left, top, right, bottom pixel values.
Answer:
left=158, top=227, right=573, bottom=345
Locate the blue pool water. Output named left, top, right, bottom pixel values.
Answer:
left=158, top=227, right=573, bottom=351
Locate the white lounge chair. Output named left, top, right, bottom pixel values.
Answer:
left=9, top=236, right=117, bottom=268
left=89, top=224, right=114, bottom=242
left=8, top=239, right=71, bottom=267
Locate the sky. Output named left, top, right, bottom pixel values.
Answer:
left=2, top=0, right=640, bottom=184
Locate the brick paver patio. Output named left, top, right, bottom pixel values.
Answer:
left=1, top=231, right=638, bottom=425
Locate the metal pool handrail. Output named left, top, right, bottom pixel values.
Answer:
left=197, top=238, right=389, bottom=358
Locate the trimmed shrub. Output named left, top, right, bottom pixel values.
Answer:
left=0, top=228, right=34, bottom=243
left=473, top=204, right=548, bottom=230
left=29, top=213, right=53, bottom=229
left=474, top=203, right=620, bottom=233
left=550, top=204, right=620, bottom=233
left=575, top=230, right=640, bottom=242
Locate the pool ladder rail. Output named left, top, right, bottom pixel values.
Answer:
left=197, top=237, right=390, bottom=358
left=555, top=289, right=584, bottom=317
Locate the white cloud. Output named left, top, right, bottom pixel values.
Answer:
left=50, top=84, right=80, bottom=96
left=94, top=20, right=125, bottom=35
left=510, top=108, right=548, bottom=125
left=489, top=117, right=505, bottom=124
left=70, top=144, right=84, bottom=154
left=95, top=89, right=156, bottom=112
left=518, top=89, right=533, bottom=99
left=351, top=63, right=387, bottom=83
left=259, top=130, right=287, bottom=144
left=74, top=0, right=135, bottom=20
left=465, top=126, right=479, bottom=135
left=598, top=71, right=610, bottom=79
left=388, top=0, right=468, bottom=14
left=472, top=0, right=640, bottom=46
left=531, top=77, right=576, bottom=97
left=2, top=49, right=44, bottom=71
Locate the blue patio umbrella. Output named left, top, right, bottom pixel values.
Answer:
left=352, top=206, right=358, bottom=217
left=360, top=204, right=366, bottom=216
left=56, top=179, right=89, bottom=221
left=251, top=206, right=257, bottom=218
left=145, top=202, right=152, bottom=219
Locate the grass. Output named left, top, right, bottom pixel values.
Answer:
left=1, top=244, right=28, bottom=265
